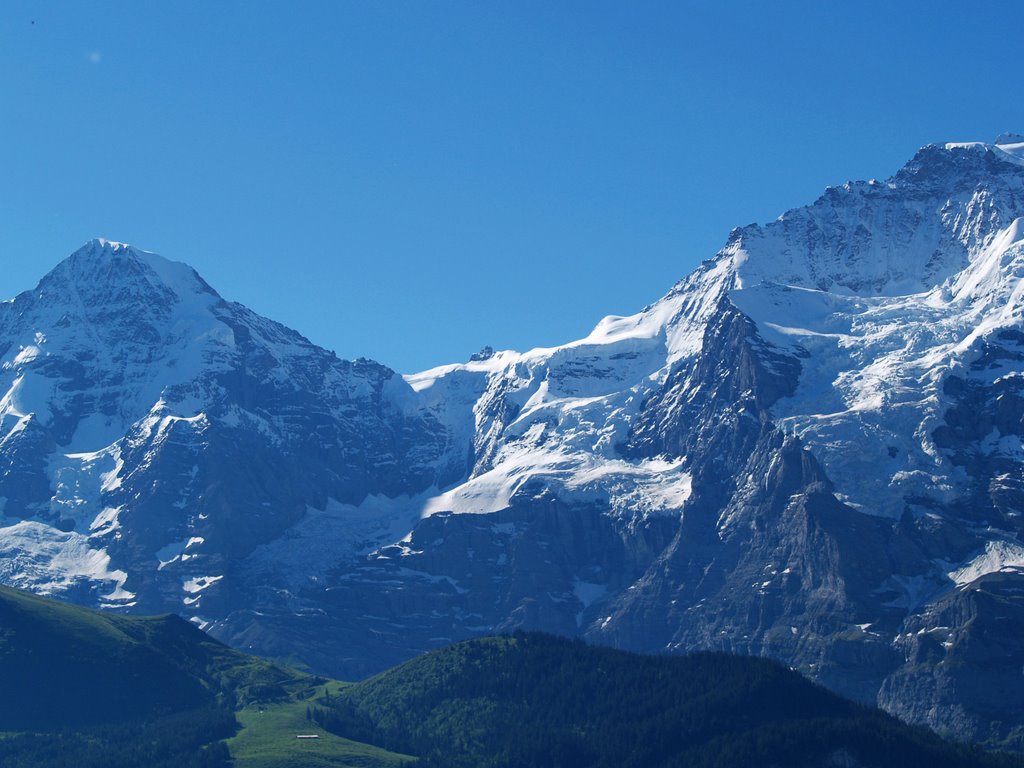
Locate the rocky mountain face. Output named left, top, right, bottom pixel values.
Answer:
left=0, top=241, right=464, bottom=612
left=3, top=136, right=1024, bottom=746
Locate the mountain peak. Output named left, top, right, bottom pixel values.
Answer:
left=65, top=238, right=156, bottom=270
left=937, top=136, right=1024, bottom=167
left=38, top=239, right=221, bottom=305
left=81, top=237, right=137, bottom=254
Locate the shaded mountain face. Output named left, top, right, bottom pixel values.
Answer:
left=3, top=138, right=1024, bottom=745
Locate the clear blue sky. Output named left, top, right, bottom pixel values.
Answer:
left=1, top=2, right=1022, bottom=373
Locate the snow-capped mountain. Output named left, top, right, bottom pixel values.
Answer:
left=0, top=240, right=464, bottom=612
left=4, top=135, right=1024, bottom=745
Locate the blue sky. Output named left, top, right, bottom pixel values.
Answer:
left=2, top=2, right=1022, bottom=372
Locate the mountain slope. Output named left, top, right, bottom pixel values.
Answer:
left=316, top=632, right=1023, bottom=768
left=0, top=239, right=462, bottom=615
left=0, top=583, right=410, bottom=768
left=223, top=136, right=1024, bottom=743
left=0, top=583, right=270, bottom=768
left=4, top=585, right=1012, bottom=768
left=2, top=137, right=1024, bottom=745
left=0, top=582, right=297, bottom=730
left=269, top=135, right=1024, bottom=743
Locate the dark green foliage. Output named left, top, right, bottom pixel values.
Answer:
left=0, top=706, right=235, bottom=768
left=0, top=584, right=302, bottom=730
left=313, top=632, right=1024, bottom=768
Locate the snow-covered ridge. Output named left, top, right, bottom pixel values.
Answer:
left=946, top=132, right=1024, bottom=166
left=948, top=539, right=1024, bottom=587
left=401, top=137, right=1024, bottom=525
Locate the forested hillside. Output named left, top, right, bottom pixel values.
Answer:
left=313, top=633, right=1024, bottom=768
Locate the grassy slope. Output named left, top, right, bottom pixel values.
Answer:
left=0, top=583, right=210, bottom=728
left=0, top=583, right=303, bottom=729
left=228, top=681, right=413, bottom=768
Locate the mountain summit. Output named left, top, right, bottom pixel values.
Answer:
left=44, top=238, right=219, bottom=297
left=2, top=138, right=1024, bottom=746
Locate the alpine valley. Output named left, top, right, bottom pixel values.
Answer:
left=4, top=135, right=1024, bottom=748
